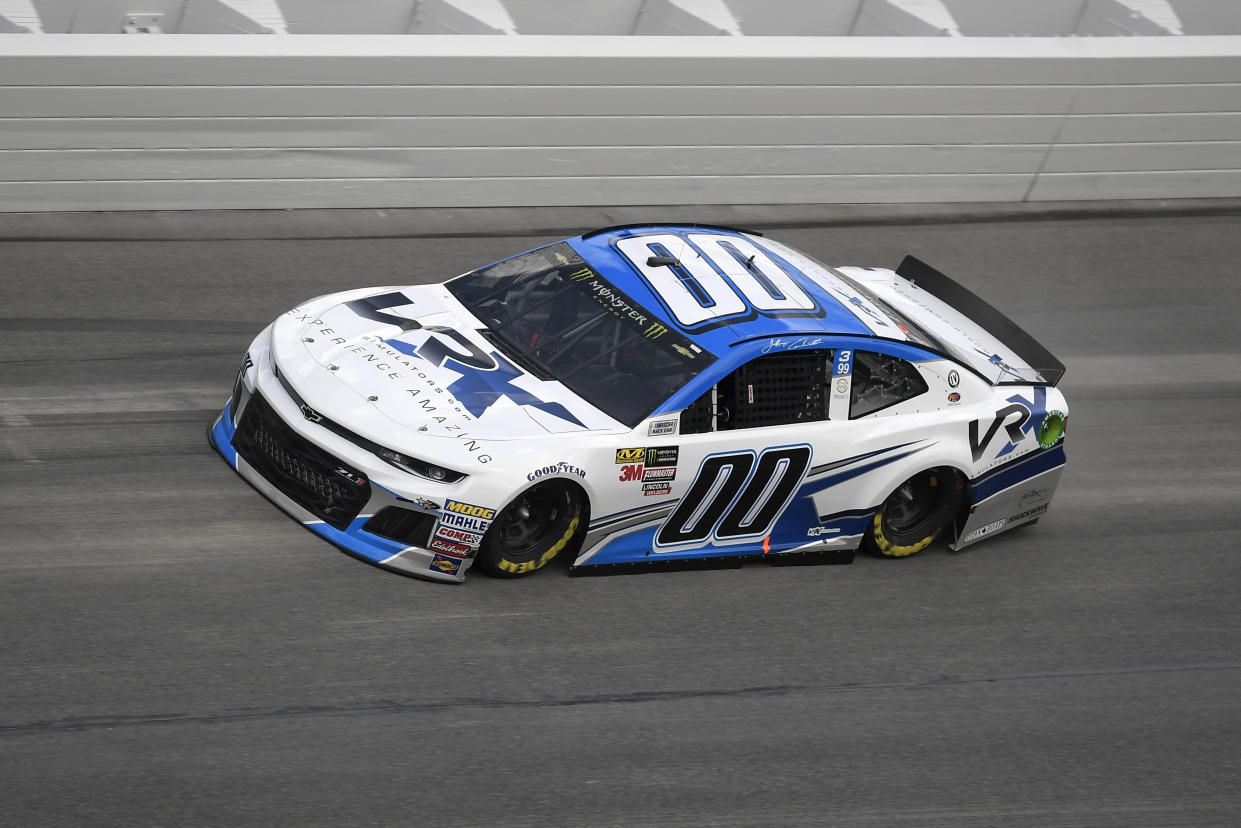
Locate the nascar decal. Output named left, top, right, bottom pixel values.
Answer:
left=655, top=444, right=812, bottom=550
left=648, top=419, right=677, bottom=436
left=615, top=232, right=822, bottom=330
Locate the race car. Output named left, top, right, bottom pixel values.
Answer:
left=209, top=224, right=1067, bottom=583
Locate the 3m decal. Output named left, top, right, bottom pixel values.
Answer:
left=615, top=232, right=820, bottom=330
left=619, top=463, right=644, bottom=483
left=656, top=445, right=812, bottom=548
left=429, top=553, right=463, bottom=575
left=645, top=446, right=679, bottom=467
left=616, top=447, right=645, bottom=464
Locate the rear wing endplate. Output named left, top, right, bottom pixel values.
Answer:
left=896, top=256, right=1066, bottom=386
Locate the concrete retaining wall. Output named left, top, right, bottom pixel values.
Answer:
left=1, top=34, right=1238, bottom=211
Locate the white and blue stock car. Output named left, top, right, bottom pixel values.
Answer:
left=210, top=224, right=1068, bottom=583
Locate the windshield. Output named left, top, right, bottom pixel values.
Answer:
left=447, top=242, right=714, bottom=427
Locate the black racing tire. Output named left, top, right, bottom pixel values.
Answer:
left=864, top=467, right=965, bottom=559
left=475, top=481, right=585, bottom=577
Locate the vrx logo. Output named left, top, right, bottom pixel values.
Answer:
left=968, top=387, right=1048, bottom=463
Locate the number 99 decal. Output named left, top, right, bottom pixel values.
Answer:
left=655, top=445, right=812, bottom=550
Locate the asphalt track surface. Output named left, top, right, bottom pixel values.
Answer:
left=3, top=209, right=1240, bottom=827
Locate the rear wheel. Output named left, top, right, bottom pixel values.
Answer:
left=475, top=482, right=585, bottom=577
left=864, top=468, right=964, bottom=558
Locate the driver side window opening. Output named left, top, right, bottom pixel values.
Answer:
left=681, top=350, right=832, bottom=434
left=849, top=351, right=928, bottom=418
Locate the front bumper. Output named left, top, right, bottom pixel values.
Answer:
left=209, top=363, right=475, bottom=583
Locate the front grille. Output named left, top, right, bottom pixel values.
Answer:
left=364, top=507, right=436, bottom=547
left=232, top=393, right=370, bottom=530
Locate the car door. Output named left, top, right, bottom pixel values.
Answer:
left=650, top=346, right=847, bottom=559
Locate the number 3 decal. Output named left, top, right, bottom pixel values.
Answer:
left=656, top=445, right=812, bottom=550
left=615, top=233, right=819, bottom=330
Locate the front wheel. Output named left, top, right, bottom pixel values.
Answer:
left=864, top=468, right=964, bottom=558
left=475, top=482, right=585, bottom=577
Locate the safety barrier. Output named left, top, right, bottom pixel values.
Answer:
left=0, top=34, right=1238, bottom=211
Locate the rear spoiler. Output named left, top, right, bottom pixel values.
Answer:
left=896, top=256, right=1065, bottom=386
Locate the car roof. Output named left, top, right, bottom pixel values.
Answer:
left=567, top=224, right=898, bottom=356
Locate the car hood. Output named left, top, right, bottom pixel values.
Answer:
left=270, top=286, right=619, bottom=445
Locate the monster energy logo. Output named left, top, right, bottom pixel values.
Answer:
left=568, top=267, right=595, bottom=281
left=644, top=323, right=668, bottom=339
